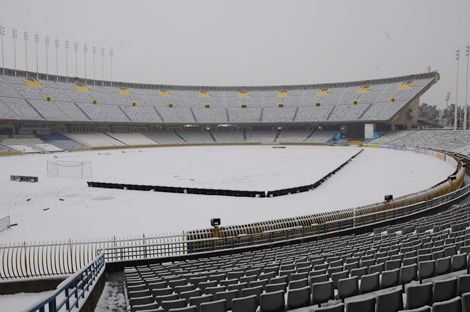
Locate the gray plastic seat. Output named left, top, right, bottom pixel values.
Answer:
left=289, top=278, right=308, bottom=290
left=331, top=271, right=349, bottom=288
left=132, top=302, right=159, bottom=312
left=231, top=295, right=258, bottom=312
left=400, top=264, right=418, bottom=289
left=250, top=279, right=268, bottom=290
left=205, top=286, right=226, bottom=296
left=130, top=295, right=154, bottom=307
left=430, top=296, right=461, bottom=312
left=406, top=283, right=433, bottom=309
left=350, top=267, right=368, bottom=278
left=369, top=263, right=385, bottom=274
left=315, top=303, right=344, bottom=311
left=168, top=306, right=197, bottom=312
left=200, top=299, right=227, bottom=312
left=398, top=306, right=431, bottom=311
left=189, top=294, right=213, bottom=309
left=152, top=288, right=174, bottom=297
left=337, top=276, right=358, bottom=301
left=419, top=260, right=436, bottom=282
left=310, top=274, right=329, bottom=284
left=458, top=274, right=470, bottom=295
left=156, top=294, right=180, bottom=305
left=386, top=259, right=402, bottom=271
left=287, top=286, right=310, bottom=309
left=345, top=297, right=375, bottom=312
left=381, top=268, right=400, bottom=289
left=215, top=290, right=238, bottom=310
left=376, top=288, right=404, bottom=312
left=360, top=272, right=380, bottom=293
left=180, top=289, right=202, bottom=302
left=462, top=293, right=470, bottom=312
left=260, top=290, right=285, bottom=312
left=161, top=299, right=187, bottom=312
left=312, top=281, right=334, bottom=306
left=265, top=282, right=287, bottom=293
left=240, top=285, right=263, bottom=304
left=436, top=257, right=451, bottom=275
left=451, top=254, right=467, bottom=271
left=433, top=277, right=457, bottom=302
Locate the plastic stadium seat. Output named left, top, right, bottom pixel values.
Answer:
left=331, top=271, right=349, bottom=288
left=260, top=290, right=285, bottom=312
left=400, top=264, right=418, bottom=288
left=215, top=290, right=238, bottom=310
left=345, top=297, right=375, bottom=312
left=419, top=261, right=436, bottom=282
left=227, top=283, right=248, bottom=296
left=312, top=281, right=334, bottom=306
left=380, top=268, right=400, bottom=289
left=433, top=277, right=457, bottom=302
left=398, top=307, right=431, bottom=312
left=240, top=285, right=263, bottom=304
left=169, top=307, right=197, bottom=312
left=376, top=288, right=404, bottom=312
left=337, top=276, right=359, bottom=301
left=199, top=281, right=218, bottom=291
left=406, top=283, right=433, bottom=309
left=436, top=256, right=452, bottom=275
left=161, top=299, right=187, bottom=312
left=315, top=303, right=344, bottom=312
left=132, top=302, right=159, bottom=312
left=288, top=278, right=308, bottom=290
left=250, top=279, right=268, bottom=290
left=310, top=274, right=329, bottom=284
left=458, top=275, right=470, bottom=295
left=180, top=289, right=202, bottom=302
left=266, top=282, right=287, bottom=293
left=360, top=272, right=380, bottom=293
left=205, top=286, right=226, bottom=296
left=270, top=276, right=288, bottom=284
left=175, top=284, right=196, bottom=294
left=156, top=294, right=180, bottom=305
left=189, top=294, right=213, bottom=309
left=152, top=288, right=174, bottom=297
left=369, top=263, right=385, bottom=274
left=451, top=254, right=468, bottom=271
left=386, top=259, right=402, bottom=271
left=430, top=296, right=461, bottom=312
left=231, top=295, right=258, bottom=312
left=462, top=293, right=470, bottom=311
left=200, top=299, right=227, bottom=312
left=130, top=295, right=155, bottom=306
left=350, top=267, right=368, bottom=278
left=287, top=286, right=310, bottom=309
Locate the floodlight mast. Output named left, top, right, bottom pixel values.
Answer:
left=464, top=44, right=469, bottom=131
left=45, top=36, right=50, bottom=76
left=34, top=34, right=39, bottom=77
left=12, top=28, right=17, bottom=72
left=0, top=25, right=5, bottom=73
left=65, top=40, right=69, bottom=77
left=55, top=39, right=59, bottom=78
left=23, top=31, right=28, bottom=72
left=454, top=49, right=460, bottom=130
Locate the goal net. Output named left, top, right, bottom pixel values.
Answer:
left=47, top=160, right=92, bottom=179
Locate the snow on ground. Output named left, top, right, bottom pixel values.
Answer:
left=0, top=145, right=455, bottom=243
left=0, top=290, right=54, bottom=311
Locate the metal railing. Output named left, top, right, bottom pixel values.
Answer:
left=101, top=184, right=470, bottom=262
left=25, top=252, right=105, bottom=312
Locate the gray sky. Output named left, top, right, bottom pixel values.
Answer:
left=1, top=0, right=470, bottom=107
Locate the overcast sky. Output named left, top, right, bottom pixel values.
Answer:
left=1, top=0, right=469, bottom=108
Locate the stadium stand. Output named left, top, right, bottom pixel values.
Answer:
left=370, top=130, right=470, bottom=156
left=304, top=130, right=337, bottom=143
left=123, top=199, right=470, bottom=312
left=245, top=128, right=277, bottom=143
left=64, top=133, right=125, bottom=147
left=276, top=128, right=313, bottom=143
left=177, top=128, right=215, bottom=144
left=146, top=129, right=186, bottom=144
left=211, top=127, right=245, bottom=143
left=0, top=71, right=437, bottom=126
left=40, top=134, right=84, bottom=150
left=106, top=133, right=157, bottom=146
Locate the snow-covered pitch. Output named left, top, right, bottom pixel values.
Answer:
left=0, top=145, right=454, bottom=243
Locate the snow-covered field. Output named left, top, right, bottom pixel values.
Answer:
left=0, top=145, right=455, bottom=243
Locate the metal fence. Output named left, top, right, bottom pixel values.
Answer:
left=101, top=184, right=470, bottom=262
left=25, top=253, right=105, bottom=312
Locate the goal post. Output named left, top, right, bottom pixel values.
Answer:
left=47, top=160, right=92, bottom=179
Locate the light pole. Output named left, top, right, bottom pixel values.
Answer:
left=12, top=28, right=17, bottom=71
left=100, top=47, right=104, bottom=80
left=92, top=46, right=96, bottom=82
left=74, top=42, right=78, bottom=77
left=0, top=26, right=5, bottom=73
left=83, top=44, right=88, bottom=79
left=65, top=41, right=69, bottom=77
left=23, top=31, right=28, bottom=72
left=445, top=92, right=451, bottom=108
left=454, top=49, right=460, bottom=130
left=465, top=44, right=469, bottom=131
left=54, top=38, right=59, bottom=77
left=109, top=48, right=114, bottom=83
left=45, top=36, right=50, bottom=75
left=34, top=34, right=39, bottom=77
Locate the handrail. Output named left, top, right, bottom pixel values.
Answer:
left=25, top=252, right=105, bottom=312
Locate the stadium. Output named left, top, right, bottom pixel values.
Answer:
left=1, top=1, right=470, bottom=312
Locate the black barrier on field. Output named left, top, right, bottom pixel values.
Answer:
left=87, top=149, right=364, bottom=198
